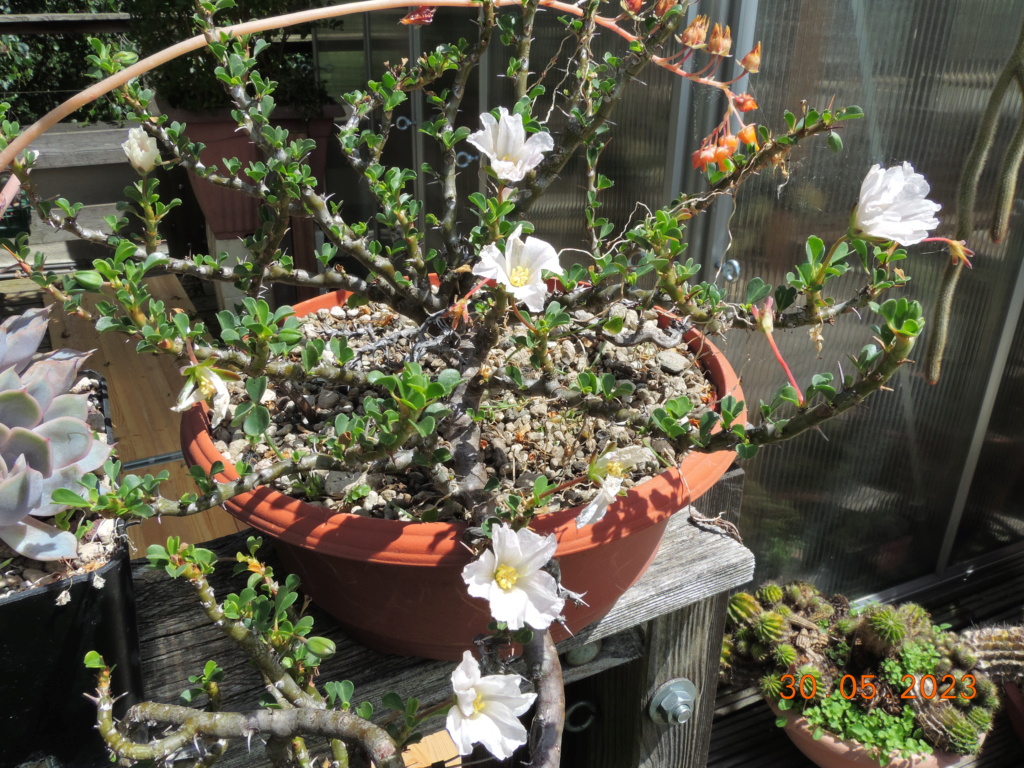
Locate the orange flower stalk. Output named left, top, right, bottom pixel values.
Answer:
left=751, top=298, right=805, bottom=407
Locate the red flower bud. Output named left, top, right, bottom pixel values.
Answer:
left=708, top=24, right=732, bottom=56
left=738, top=123, right=758, bottom=148
left=740, top=42, right=762, bottom=73
left=733, top=93, right=759, bottom=112
left=678, top=15, right=709, bottom=49
left=399, top=6, right=436, bottom=25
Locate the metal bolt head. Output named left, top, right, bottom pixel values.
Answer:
left=648, top=678, right=698, bottom=726
left=721, top=259, right=741, bottom=282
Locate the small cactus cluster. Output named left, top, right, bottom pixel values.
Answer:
left=0, top=307, right=110, bottom=560
left=720, top=581, right=1017, bottom=757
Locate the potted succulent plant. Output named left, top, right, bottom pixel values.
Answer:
left=1, top=0, right=968, bottom=656
left=0, top=0, right=992, bottom=762
left=721, top=582, right=1024, bottom=768
left=0, top=306, right=141, bottom=766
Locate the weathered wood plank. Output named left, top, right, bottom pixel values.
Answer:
left=131, top=469, right=752, bottom=767
left=0, top=14, right=132, bottom=35
left=27, top=124, right=136, bottom=170
left=44, top=276, right=247, bottom=549
left=562, top=466, right=747, bottom=768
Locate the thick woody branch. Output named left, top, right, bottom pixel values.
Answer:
left=700, top=333, right=917, bottom=452
left=98, top=690, right=403, bottom=768
left=524, top=631, right=564, bottom=768
left=150, top=453, right=349, bottom=517
left=125, top=704, right=404, bottom=768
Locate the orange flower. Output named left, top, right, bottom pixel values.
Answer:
left=707, top=23, right=732, bottom=56
left=738, top=123, right=758, bottom=148
left=740, top=42, right=762, bottom=73
left=691, top=146, right=716, bottom=171
left=678, top=15, right=709, bottom=49
left=621, top=0, right=644, bottom=15
left=733, top=93, right=759, bottom=112
left=719, top=134, right=739, bottom=153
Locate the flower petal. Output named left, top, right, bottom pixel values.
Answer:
left=472, top=244, right=509, bottom=284
left=854, top=162, right=940, bottom=245
left=514, top=526, right=558, bottom=573
left=446, top=651, right=534, bottom=760
left=519, top=571, right=564, bottom=629
left=462, top=550, right=497, bottom=598
left=486, top=579, right=532, bottom=629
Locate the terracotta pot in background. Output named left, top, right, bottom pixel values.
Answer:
left=776, top=707, right=980, bottom=768
left=180, top=289, right=741, bottom=660
left=160, top=104, right=341, bottom=239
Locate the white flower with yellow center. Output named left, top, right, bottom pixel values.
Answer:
left=462, top=523, right=564, bottom=630
left=171, top=363, right=231, bottom=427
left=445, top=651, right=536, bottom=760
left=853, top=162, right=940, bottom=246
left=121, top=126, right=160, bottom=174
left=576, top=445, right=654, bottom=527
left=467, top=107, right=554, bottom=183
left=474, top=227, right=562, bottom=313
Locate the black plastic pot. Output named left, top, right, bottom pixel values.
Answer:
left=0, top=525, right=142, bottom=767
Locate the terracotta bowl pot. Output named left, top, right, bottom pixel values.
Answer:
left=775, top=706, right=982, bottom=768
left=180, top=289, right=742, bottom=659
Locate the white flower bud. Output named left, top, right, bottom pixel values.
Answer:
left=122, top=126, right=160, bottom=173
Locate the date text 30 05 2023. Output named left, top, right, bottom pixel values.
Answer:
left=778, top=673, right=977, bottom=701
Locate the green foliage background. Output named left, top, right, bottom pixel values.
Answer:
left=0, top=0, right=127, bottom=124
left=128, top=0, right=330, bottom=114
left=0, top=0, right=332, bottom=123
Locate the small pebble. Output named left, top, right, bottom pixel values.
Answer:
left=22, top=569, right=48, bottom=585
left=657, top=350, right=690, bottom=375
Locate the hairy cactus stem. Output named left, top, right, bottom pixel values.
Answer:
left=960, top=626, right=1024, bottom=685
left=927, top=15, right=1024, bottom=383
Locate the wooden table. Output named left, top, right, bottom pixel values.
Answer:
left=132, top=468, right=752, bottom=768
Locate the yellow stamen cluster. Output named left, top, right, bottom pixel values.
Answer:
left=508, top=265, right=531, bottom=287
left=606, top=460, right=625, bottom=477
left=495, top=564, right=519, bottom=590
left=473, top=691, right=486, bottom=713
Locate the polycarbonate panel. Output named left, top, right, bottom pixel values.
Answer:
left=715, top=0, right=1024, bottom=595
left=954, top=281, right=1024, bottom=562
left=492, top=12, right=683, bottom=250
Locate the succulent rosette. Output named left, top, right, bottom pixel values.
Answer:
left=0, top=308, right=111, bottom=560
